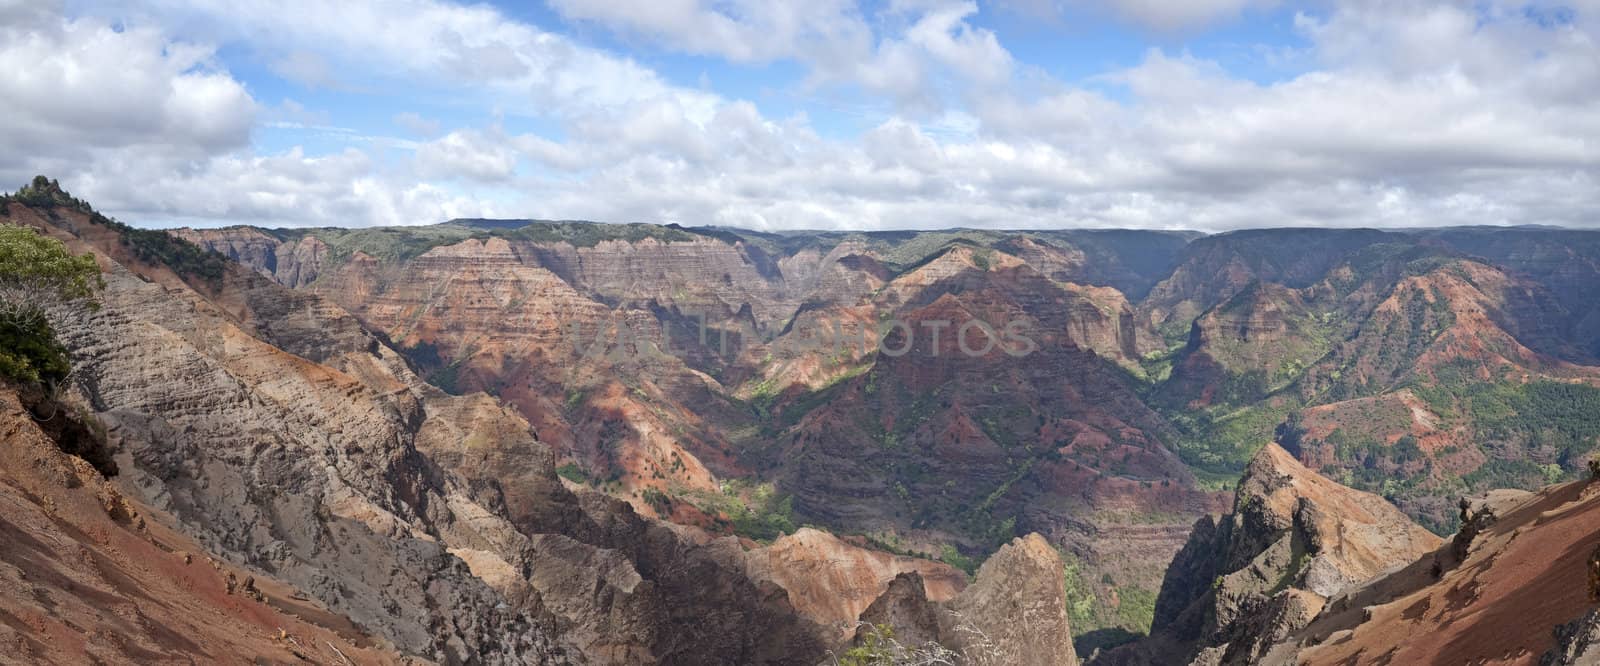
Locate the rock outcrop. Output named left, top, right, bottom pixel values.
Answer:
left=742, top=528, right=967, bottom=637
left=1107, top=443, right=1441, bottom=665
left=1547, top=609, right=1600, bottom=666
left=1114, top=455, right=1600, bottom=664
left=854, top=534, right=1081, bottom=666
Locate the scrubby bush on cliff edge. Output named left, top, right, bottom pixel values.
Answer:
left=0, top=219, right=101, bottom=386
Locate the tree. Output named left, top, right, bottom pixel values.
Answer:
left=0, top=223, right=102, bottom=385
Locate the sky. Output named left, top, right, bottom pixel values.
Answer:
left=1, top=0, right=1598, bottom=231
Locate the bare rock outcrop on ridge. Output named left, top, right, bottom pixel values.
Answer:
left=854, top=533, right=1082, bottom=666
left=1101, top=443, right=1441, bottom=665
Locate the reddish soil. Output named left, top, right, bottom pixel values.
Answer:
left=1301, top=480, right=1600, bottom=665
left=0, top=389, right=396, bottom=665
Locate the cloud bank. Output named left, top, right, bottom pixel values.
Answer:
left=0, top=0, right=1596, bottom=230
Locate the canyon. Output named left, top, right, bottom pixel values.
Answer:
left=4, top=177, right=1600, bottom=664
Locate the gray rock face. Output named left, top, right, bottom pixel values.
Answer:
left=857, top=573, right=945, bottom=649
left=50, top=245, right=566, bottom=664
left=944, top=534, right=1080, bottom=666
left=173, top=227, right=330, bottom=288
left=1546, top=609, right=1600, bottom=666
left=1209, top=588, right=1324, bottom=665
left=853, top=534, right=1080, bottom=666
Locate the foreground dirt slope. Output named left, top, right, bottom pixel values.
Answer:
left=0, top=389, right=395, bottom=665
left=1283, top=478, right=1600, bottom=665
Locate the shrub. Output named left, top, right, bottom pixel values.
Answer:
left=940, top=544, right=978, bottom=575
left=731, top=491, right=797, bottom=541
left=0, top=222, right=101, bottom=305
left=0, top=312, right=71, bottom=385
left=0, top=222, right=102, bottom=386
left=834, top=623, right=962, bottom=666
left=555, top=463, right=590, bottom=484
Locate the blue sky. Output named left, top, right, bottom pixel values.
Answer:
left=3, top=0, right=1598, bottom=230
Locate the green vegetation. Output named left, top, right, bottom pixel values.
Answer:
left=0, top=221, right=101, bottom=304
left=288, top=219, right=704, bottom=263
left=836, top=624, right=899, bottom=666
left=0, top=310, right=72, bottom=385
left=277, top=225, right=485, bottom=265
left=0, top=219, right=102, bottom=386
left=1136, top=345, right=1183, bottom=384
left=1411, top=363, right=1600, bottom=469
left=4, top=175, right=226, bottom=283
left=399, top=339, right=475, bottom=394
left=265, top=220, right=706, bottom=283
left=555, top=462, right=590, bottom=484
left=750, top=362, right=875, bottom=431
left=833, top=623, right=961, bottom=666
left=426, top=363, right=465, bottom=394
left=863, top=231, right=1004, bottom=269
left=2, top=175, right=98, bottom=211
left=1057, top=548, right=1157, bottom=655
left=1309, top=428, right=1430, bottom=492
left=688, top=480, right=798, bottom=543
left=1061, top=551, right=1097, bottom=631
left=501, top=221, right=700, bottom=248
left=1294, top=357, right=1600, bottom=532
left=940, top=544, right=978, bottom=575
left=1168, top=401, right=1297, bottom=477
left=1462, top=459, right=1549, bottom=490
left=729, top=493, right=796, bottom=544
left=640, top=487, right=671, bottom=513
left=970, top=247, right=994, bottom=271
left=104, top=217, right=229, bottom=283
left=1199, top=285, right=1341, bottom=399
left=732, top=490, right=797, bottom=541
left=1115, top=586, right=1158, bottom=633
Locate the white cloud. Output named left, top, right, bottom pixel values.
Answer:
left=132, top=0, right=723, bottom=122
left=4, top=0, right=1598, bottom=233
left=547, top=0, right=871, bottom=64
left=1106, top=0, right=1276, bottom=31
left=499, top=0, right=1600, bottom=230
left=548, top=0, right=1014, bottom=112
left=77, top=147, right=497, bottom=227
left=0, top=3, right=485, bottom=228
left=546, top=0, right=871, bottom=63
left=897, top=2, right=1013, bottom=88
left=415, top=129, right=520, bottom=182
left=0, top=7, right=255, bottom=166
